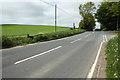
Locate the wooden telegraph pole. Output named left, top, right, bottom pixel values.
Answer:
left=55, top=4, right=57, bottom=32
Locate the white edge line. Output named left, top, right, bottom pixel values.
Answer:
left=87, top=42, right=104, bottom=78
left=14, top=46, right=62, bottom=65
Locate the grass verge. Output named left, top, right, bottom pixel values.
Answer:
left=2, top=29, right=85, bottom=49
left=106, top=32, right=120, bottom=78
left=105, top=31, right=120, bottom=34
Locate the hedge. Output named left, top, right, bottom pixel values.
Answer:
left=2, top=29, right=85, bottom=49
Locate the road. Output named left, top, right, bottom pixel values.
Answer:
left=2, top=31, right=116, bottom=78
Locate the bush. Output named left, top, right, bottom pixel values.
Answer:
left=34, top=35, right=48, bottom=42
left=2, top=36, right=14, bottom=48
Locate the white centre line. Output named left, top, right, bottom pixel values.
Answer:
left=14, top=46, right=62, bottom=65
left=70, top=38, right=81, bottom=43
left=84, top=34, right=89, bottom=38
left=84, top=35, right=88, bottom=37
left=78, top=38, right=82, bottom=40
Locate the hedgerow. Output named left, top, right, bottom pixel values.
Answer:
left=2, top=29, right=85, bottom=49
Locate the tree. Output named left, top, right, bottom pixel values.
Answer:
left=95, top=2, right=120, bottom=30
left=79, top=2, right=96, bottom=31
left=79, top=14, right=96, bottom=31
left=79, top=2, right=96, bottom=17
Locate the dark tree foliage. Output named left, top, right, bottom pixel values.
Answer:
left=95, top=2, right=120, bottom=30
left=79, top=14, right=95, bottom=31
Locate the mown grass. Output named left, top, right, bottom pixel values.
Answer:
left=2, top=24, right=70, bottom=36
left=106, top=32, right=120, bottom=79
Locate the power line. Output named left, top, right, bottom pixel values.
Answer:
left=57, top=7, right=80, bottom=20
left=39, top=0, right=80, bottom=20
left=39, top=0, right=54, bottom=6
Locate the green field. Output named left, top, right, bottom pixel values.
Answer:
left=2, top=24, right=70, bottom=36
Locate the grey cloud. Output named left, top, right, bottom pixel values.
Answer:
left=2, top=2, right=47, bottom=18
left=1, top=1, right=54, bottom=25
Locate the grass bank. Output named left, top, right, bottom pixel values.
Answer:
left=106, top=32, right=120, bottom=78
left=2, top=29, right=85, bottom=49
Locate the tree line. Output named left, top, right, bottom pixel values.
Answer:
left=79, top=1, right=120, bottom=31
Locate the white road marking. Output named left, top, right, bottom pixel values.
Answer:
left=103, top=35, right=105, bottom=42
left=70, top=38, right=81, bottom=43
left=78, top=38, right=82, bottom=40
left=84, top=35, right=89, bottom=37
left=70, top=40, right=79, bottom=43
left=88, top=33, right=92, bottom=36
left=87, top=40, right=104, bottom=78
left=105, top=35, right=108, bottom=42
left=103, top=35, right=107, bottom=42
left=14, top=46, right=62, bottom=65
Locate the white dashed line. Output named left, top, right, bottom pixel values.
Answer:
left=15, top=46, right=62, bottom=65
left=70, top=38, right=81, bottom=43
left=84, top=35, right=89, bottom=37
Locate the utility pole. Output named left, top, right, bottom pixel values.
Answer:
left=55, top=4, right=57, bottom=32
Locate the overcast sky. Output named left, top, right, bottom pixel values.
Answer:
left=0, top=0, right=103, bottom=28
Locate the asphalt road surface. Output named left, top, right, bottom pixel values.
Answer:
left=2, top=31, right=116, bottom=78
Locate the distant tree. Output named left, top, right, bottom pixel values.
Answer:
left=79, top=2, right=96, bottom=31
left=95, top=2, right=120, bottom=30
left=79, top=14, right=96, bottom=31
left=79, top=2, right=96, bottom=17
